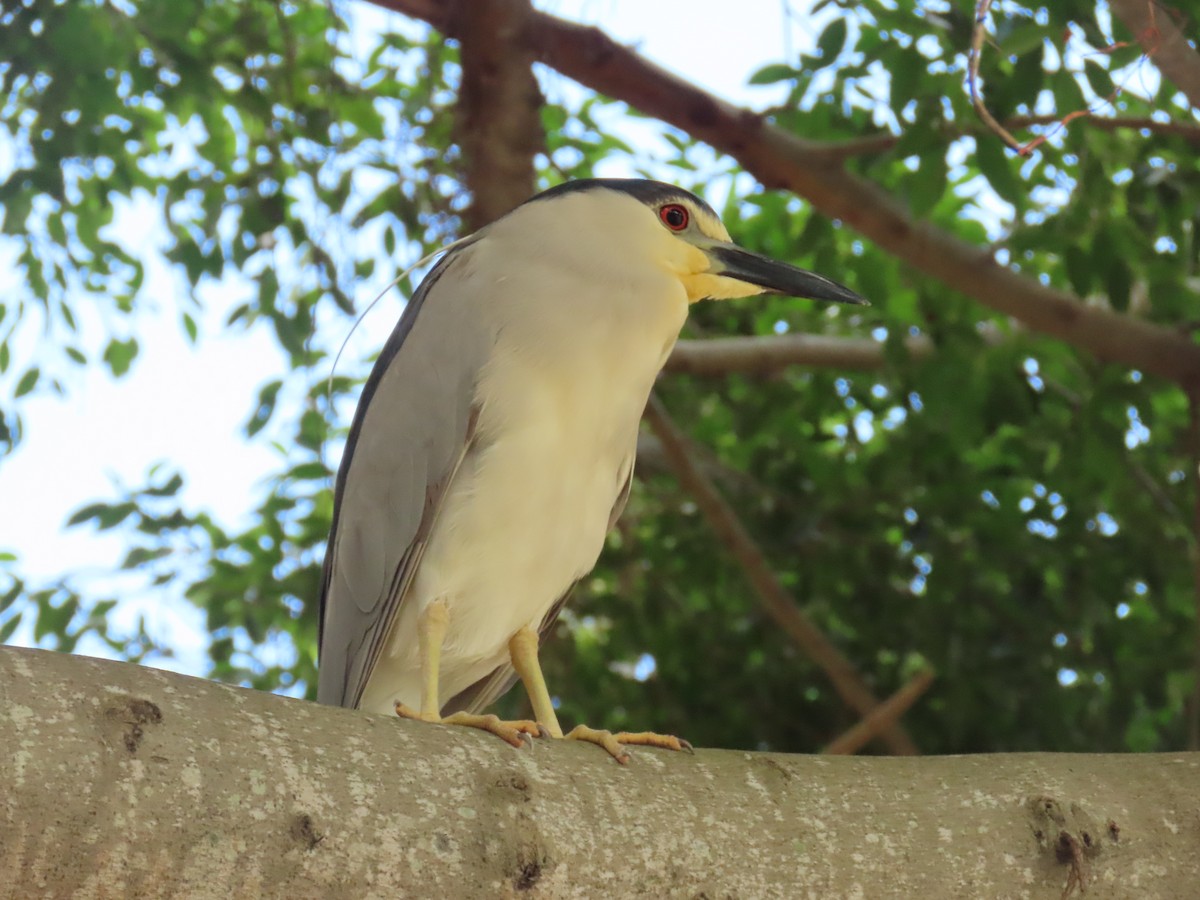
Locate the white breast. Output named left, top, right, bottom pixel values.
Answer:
left=358, top=255, right=689, bottom=715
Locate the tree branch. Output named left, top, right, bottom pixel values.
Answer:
left=665, top=332, right=934, bottom=376
left=822, top=668, right=936, bottom=756
left=641, top=393, right=919, bottom=755
left=1110, top=0, right=1200, bottom=113
left=378, top=0, right=1200, bottom=388
left=968, top=0, right=1027, bottom=153
left=454, top=0, right=542, bottom=229
left=4, top=647, right=1200, bottom=897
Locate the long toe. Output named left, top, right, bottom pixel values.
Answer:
left=613, top=731, right=693, bottom=753
left=441, top=712, right=544, bottom=749
left=564, top=724, right=632, bottom=763
left=564, top=725, right=693, bottom=762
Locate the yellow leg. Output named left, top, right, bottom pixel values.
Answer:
left=395, top=600, right=543, bottom=748
left=509, top=626, right=564, bottom=737
left=507, top=625, right=692, bottom=764
left=419, top=598, right=449, bottom=719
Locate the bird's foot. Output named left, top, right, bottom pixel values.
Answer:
left=393, top=702, right=547, bottom=749
left=563, top=724, right=694, bottom=764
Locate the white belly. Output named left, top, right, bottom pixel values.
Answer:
left=358, top=281, right=688, bottom=715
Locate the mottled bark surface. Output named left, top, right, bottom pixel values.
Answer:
left=2, top=647, right=1198, bottom=899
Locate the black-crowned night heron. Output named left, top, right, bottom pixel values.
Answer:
left=317, top=178, right=865, bottom=762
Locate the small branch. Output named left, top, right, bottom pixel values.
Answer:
left=822, top=668, right=936, bottom=755
left=642, top=393, right=919, bottom=755
left=1110, top=0, right=1200, bottom=113
left=635, top=432, right=767, bottom=499
left=968, top=0, right=1027, bottom=153
left=666, top=323, right=1012, bottom=377
left=665, top=332, right=934, bottom=376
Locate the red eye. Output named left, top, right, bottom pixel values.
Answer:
left=659, top=204, right=689, bottom=231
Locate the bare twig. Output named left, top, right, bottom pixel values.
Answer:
left=822, top=668, right=936, bottom=755
left=968, top=0, right=1027, bottom=153
left=641, top=393, right=919, bottom=755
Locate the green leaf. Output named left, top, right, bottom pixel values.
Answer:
left=890, top=54, right=923, bottom=106
left=1104, top=258, right=1132, bottom=311
left=142, top=473, right=184, bottom=497
left=1001, top=23, right=1048, bottom=58
left=121, top=546, right=173, bottom=569
left=246, top=379, right=284, bottom=437
left=1083, top=61, right=1115, bottom=99
left=103, top=338, right=139, bottom=377
left=0, top=579, right=21, bottom=612
left=1064, top=245, right=1093, bottom=297
left=1050, top=71, right=1085, bottom=115
left=297, top=408, right=327, bottom=451
left=816, top=19, right=848, bottom=61
left=288, top=461, right=329, bottom=481
left=748, top=63, right=800, bottom=86
left=15, top=368, right=39, bottom=398
left=909, top=150, right=949, bottom=218
left=67, top=502, right=137, bottom=530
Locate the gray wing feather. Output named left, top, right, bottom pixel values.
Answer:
left=442, top=457, right=637, bottom=716
left=317, top=240, right=491, bottom=708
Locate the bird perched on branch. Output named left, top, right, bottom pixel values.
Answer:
left=317, top=178, right=865, bottom=761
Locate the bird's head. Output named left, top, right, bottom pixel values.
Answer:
left=520, top=178, right=868, bottom=307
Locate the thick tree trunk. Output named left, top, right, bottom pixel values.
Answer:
left=2, top=647, right=1197, bottom=899
left=454, top=0, right=542, bottom=230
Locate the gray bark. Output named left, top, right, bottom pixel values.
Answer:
left=2, top=646, right=1198, bottom=899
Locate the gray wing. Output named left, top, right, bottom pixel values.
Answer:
left=442, top=458, right=637, bottom=716
left=317, top=239, right=491, bottom=709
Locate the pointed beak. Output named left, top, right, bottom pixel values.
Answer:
left=709, top=244, right=868, bottom=306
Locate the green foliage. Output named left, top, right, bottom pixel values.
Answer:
left=3, top=0, right=1199, bottom=755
